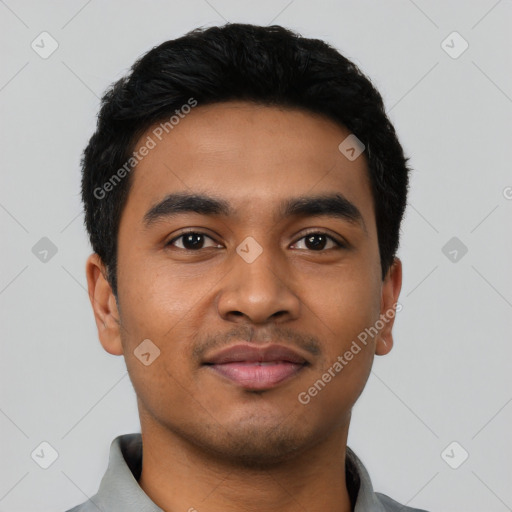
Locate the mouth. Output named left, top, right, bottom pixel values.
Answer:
left=203, top=343, right=310, bottom=391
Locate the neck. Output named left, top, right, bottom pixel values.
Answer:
left=138, top=419, right=353, bottom=512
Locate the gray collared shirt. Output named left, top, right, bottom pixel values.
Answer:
left=66, top=433, right=430, bottom=512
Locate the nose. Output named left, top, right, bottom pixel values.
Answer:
left=216, top=242, right=301, bottom=325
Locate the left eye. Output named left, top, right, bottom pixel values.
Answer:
left=292, top=232, right=344, bottom=251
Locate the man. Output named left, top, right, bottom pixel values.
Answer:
left=70, top=22, right=429, bottom=512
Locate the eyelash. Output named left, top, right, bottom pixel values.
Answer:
left=166, top=230, right=346, bottom=251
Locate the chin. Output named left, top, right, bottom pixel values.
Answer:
left=176, top=416, right=316, bottom=469
left=210, top=427, right=310, bottom=468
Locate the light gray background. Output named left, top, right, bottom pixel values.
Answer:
left=1, top=1, right=511, bottom=511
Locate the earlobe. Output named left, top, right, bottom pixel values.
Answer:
left=375, top=335, right=392, bottom=356
left=375, top=257, right=402, bottom=356
left=85, top=253, right=124, bottom=356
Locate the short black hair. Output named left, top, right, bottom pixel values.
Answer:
left=81, top=22, right=410, bottom=297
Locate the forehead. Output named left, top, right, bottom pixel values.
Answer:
left=123, top=101, right=374, bottom=229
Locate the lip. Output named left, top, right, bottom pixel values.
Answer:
left=203, top=343, right=309, bottom=390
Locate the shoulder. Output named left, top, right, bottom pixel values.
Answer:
left=64, top=497, right=102, bottom=512
left=376, top=491, right=431, bottom=511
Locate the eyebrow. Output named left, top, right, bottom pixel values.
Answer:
left=143, top=192, right=367, bottom=233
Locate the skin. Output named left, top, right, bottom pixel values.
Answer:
left=86, top=101, right=402, bottom=512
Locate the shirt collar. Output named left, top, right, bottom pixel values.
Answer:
left=92, top=433, right=163, bottom=511
left=87, top=433, right=389, bottom=511
left=346, top=446, right=389, bottom=512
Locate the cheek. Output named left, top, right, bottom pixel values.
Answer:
left=298, top=280, right=378, bottom=417
left=298, top=352, right=373, bottom=430
left=125, top=354, right=195, bottom=427
left=117, top=252, right=205, bottom=340
left=305, top=261, right=381, bottom=341
left=300, top=261, right=380, bottom=393
left=116, top=255, right=212, bottom=392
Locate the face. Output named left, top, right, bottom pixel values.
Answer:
left=87, top=101, right=402, bottom=467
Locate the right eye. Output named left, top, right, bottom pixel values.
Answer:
left=166, top=231, right=221, bottom=251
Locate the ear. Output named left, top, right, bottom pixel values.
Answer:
left=85, top=253, right=123, bottom=356
left=375, top=257, right=403, bottom=356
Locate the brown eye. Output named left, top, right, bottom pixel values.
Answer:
left=293, top=232, right=345, bottom=251
left=167, top=231, right=219, bottom=250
